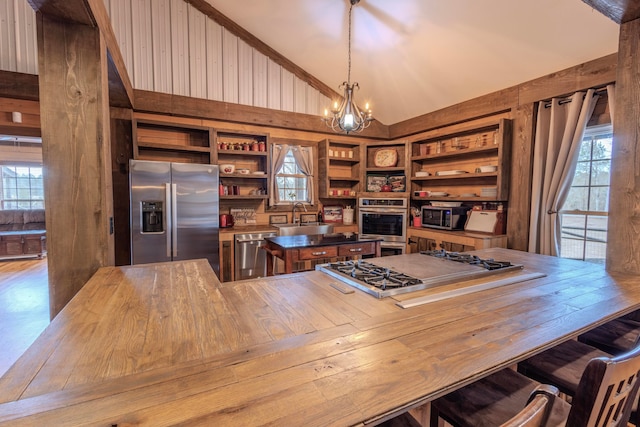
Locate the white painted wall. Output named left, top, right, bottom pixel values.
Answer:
left=0, top=0, right=329, bottom=117
left=0, top=0, right=37, bottom=74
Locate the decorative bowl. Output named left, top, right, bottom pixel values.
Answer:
left=220, top=164, right=235, bottom=174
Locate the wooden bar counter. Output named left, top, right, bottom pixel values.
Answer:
left=1, top=249, right=640, bottom=425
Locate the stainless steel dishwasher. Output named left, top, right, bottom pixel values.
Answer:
left=234, top=232, right=276, bottom=280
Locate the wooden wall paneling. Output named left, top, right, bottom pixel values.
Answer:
left=237, top=38, right=253, bottom=106
left=607, top=18, right=640, bottom=274
left=518, top=53, right=617, bottom=105
left=151, top=0, right=172, bottom=94
left=222, top=29, right=238, bottom=103
left=134, top=89, right=388, bottom=138
left=37, top=15, right=114, bottom=318
left=506, top=103, right=535, bottom=251
left=110, top=107, right=133, bottom=266
left=106, top=0, right=134, bottom=80
left=0, top=0, right=17, bottom=71
left=267, top=59, right=281, bottom=110
left=253, top=50, right=268, bottom=108
left=281, top=68, right=294, bottom=112
left=0, top=96, right=41, bottom=136
left=294, top=76, right=307, bottom=114
left=170, top=0, right=189, bottom=97
left=205, top=19, right=223, bottom=102
left=13, top=0, right=38, bottom=74
left=0, top=70, right=38, bottom=101
left=389, top=87, right=518, bottom=139
left=131, top=0, right=153, bottom=91
left=188, top=2, right=207, bottom=99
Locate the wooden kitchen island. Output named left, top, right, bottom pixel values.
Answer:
left=1, top=249, right=640, bottom=426
left=263, top=233, right=382, bottom=275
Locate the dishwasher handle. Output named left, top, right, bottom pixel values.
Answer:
left=234, top=233, right=276, bottom=243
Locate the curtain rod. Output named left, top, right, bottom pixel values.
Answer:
left=543, top=86, right=609, bottom=108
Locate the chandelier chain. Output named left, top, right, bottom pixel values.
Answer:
left=321, top=0, right=373, bottom=134
left=347, top=2, right=353, bottom=85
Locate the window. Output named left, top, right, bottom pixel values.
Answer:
left=0, top=165, right=45, bottom=209
left=559, top=125, right=612, bottom=264
left=275, top=149, right=309, bottom=203
left=271, top=144, right=315, bottom=206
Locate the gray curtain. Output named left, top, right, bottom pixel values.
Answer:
left=290, top=145, right=314, bottom=204
left=606, top=83, right=615, bottom=127
left=269, top=143, right=289, bottom=206
left=528, top=89, right=599, bottom=256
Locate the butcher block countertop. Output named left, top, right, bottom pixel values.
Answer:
left=1, top=249, right=640, bottom=426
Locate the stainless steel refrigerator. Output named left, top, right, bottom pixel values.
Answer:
left=129, top=160, right=219, bottom=275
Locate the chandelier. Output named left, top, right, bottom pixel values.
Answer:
left=323, top=0, right=373, bottom=134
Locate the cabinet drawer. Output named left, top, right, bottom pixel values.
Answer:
left=338, top=242, right=376, bottom=256
left=298, top=246, right=338, bottom=260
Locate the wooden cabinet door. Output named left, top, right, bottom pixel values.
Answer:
left=440, top=241, right=474, bottom=252
left=2, top=235, right=24, bottom=255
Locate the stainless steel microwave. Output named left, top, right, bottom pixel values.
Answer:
left=421, top=206, right=468, bottom=230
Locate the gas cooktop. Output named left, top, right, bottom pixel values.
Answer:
left=316, top=251, right=523, bottom=298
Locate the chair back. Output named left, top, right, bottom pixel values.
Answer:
left=567, top=343, right=640, bottom=427
left=500, top=384, right=558, bottom=427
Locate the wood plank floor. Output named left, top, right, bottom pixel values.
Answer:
left=0, top=258, right=49, bottom=377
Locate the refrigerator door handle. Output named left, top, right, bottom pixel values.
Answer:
left=165, top=183, right=172, bottom=258
left=171, top=183, right=178, bottom=257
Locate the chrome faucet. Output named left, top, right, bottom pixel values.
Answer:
left=292, top=202, right=307, bottom=224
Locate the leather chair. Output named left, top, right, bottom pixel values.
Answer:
left=430, top=343, right=640, bottom=427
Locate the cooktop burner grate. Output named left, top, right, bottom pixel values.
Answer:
left=326, top=260, right=423, bottom=290
left=420, top=249, right=513, bottom=270
left=316, top=252, right=524, bottom=298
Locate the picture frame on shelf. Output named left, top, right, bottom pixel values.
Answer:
left=388, top=174, right=406, bottom=192
left=269, top=214, right=288, bottom=225
left=300, top=213, right=318, bottom=223
left=366, top=174, right=387, bottom=192
left=323, top=206, right=343, bottom=223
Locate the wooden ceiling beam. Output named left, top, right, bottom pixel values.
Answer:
left=26, top=0, right=133, bottom=108
left=582, top=0, right=640, bottom=23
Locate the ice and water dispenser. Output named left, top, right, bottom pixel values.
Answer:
left=141, top=201, right=164, bottom=233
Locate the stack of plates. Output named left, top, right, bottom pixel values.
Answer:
left=431, top=201, right=462, bottom=207
left=481, top=187, right=497, bottom=197
left=430, top=191, right=448, bottom=197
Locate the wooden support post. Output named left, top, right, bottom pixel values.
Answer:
left=607, top=17, right=640, bottom=274
left=36, top=14, right=114, bottom=318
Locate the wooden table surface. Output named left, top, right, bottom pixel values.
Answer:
left=1, top=248, right=639, bottom=426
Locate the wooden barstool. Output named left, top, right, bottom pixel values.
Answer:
left=578, top=318, right=640, bottom=355
left=430, top=343, right=640, bottom=427
left=519, top=319, right=640, bottom=425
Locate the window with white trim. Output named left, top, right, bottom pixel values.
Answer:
left=274, top=149, right=310, bottom=204
left=560, top=124, right=612, bottom=264
left=0, top=165, right=45, bottom=210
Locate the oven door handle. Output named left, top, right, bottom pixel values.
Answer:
left=360, top=208, right=407, bottom=214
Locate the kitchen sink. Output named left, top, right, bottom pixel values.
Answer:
left=274, top=222, right=334, bottom=236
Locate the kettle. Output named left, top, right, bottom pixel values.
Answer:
left=219, top=214, right=234, bottom=228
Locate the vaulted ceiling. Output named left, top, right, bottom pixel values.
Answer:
left=204, top=0, right=620, bottom=125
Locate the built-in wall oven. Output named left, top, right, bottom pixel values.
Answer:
left=358, top=197, right=408, bottom=256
